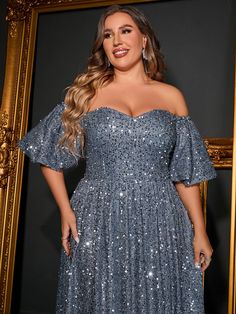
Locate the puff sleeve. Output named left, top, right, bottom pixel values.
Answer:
left=18, top=102, right=80, bottom=171
left=169, top=115, right=217, bottom=186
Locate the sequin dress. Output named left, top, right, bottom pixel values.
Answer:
left=18, top=102, right=217, bottom=314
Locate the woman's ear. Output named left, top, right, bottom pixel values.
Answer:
left=143, top=36, right=147, bottom=48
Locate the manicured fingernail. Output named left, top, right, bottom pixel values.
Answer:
left=75, top=236, right=79, bottom=243
left=195, top=262, right=201, bottom=268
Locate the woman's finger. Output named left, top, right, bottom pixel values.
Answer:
left=200, top=253, right=212, bottom=271
left=194, top=248, right=201, bottom=269
left=61, top=237, right=71, bottom=256
left=71, top=221, right=80, bottom=244
left=61, top=227, right=71, bottom=256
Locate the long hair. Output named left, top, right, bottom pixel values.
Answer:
left=59, top=4, right=166, bottom=157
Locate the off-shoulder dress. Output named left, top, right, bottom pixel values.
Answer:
left=18, top=102, right=217, bottom=314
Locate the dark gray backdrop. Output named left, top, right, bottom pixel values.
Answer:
left=0, top=0, right=235, bottom=313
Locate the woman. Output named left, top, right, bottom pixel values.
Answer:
left=18, top=4, right=217, bottom=313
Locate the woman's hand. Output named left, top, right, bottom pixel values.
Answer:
left=193, top=230, right=213, bottom=272
left=61, top=209, right=80, bottom=257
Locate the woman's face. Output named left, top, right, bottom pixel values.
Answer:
left=102, top=12, right=147, bottom=71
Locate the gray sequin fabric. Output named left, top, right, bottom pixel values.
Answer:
left=18, top=102, right=217, bottom=313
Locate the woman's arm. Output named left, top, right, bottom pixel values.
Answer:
left=175, top=182, right=213, bottom=271
left=40, top=165, right=80, bottom=256
left=167, top=87, right=213, bottom=271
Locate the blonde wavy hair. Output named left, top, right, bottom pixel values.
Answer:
left=59, top=4, right=166, bottom=158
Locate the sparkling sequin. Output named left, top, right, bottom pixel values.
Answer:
left=18, top=102, right=217, bottom=313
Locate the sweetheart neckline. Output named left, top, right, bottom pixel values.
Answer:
left=83, top=106, right=190, bottom=120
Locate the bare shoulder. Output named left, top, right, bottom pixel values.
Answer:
left=153, top=81, right=189, bottom=116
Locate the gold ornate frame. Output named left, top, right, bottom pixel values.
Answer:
left=0, top=0, right=234, bottom=313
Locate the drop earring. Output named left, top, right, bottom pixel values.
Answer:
left=142, top=48, right=148, bottom=61
left=107, top=58, right=111, bottom=67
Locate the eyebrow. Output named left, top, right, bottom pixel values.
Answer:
left=104, top=24, right=134, bottom=32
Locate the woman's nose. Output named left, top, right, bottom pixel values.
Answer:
left=113, top=32, right=121, bottom=46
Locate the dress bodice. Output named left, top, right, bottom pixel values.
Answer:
left=81, top=107, right=177, bottom=182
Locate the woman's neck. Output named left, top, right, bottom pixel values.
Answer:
left=113, top=63, right=150, bottom=85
